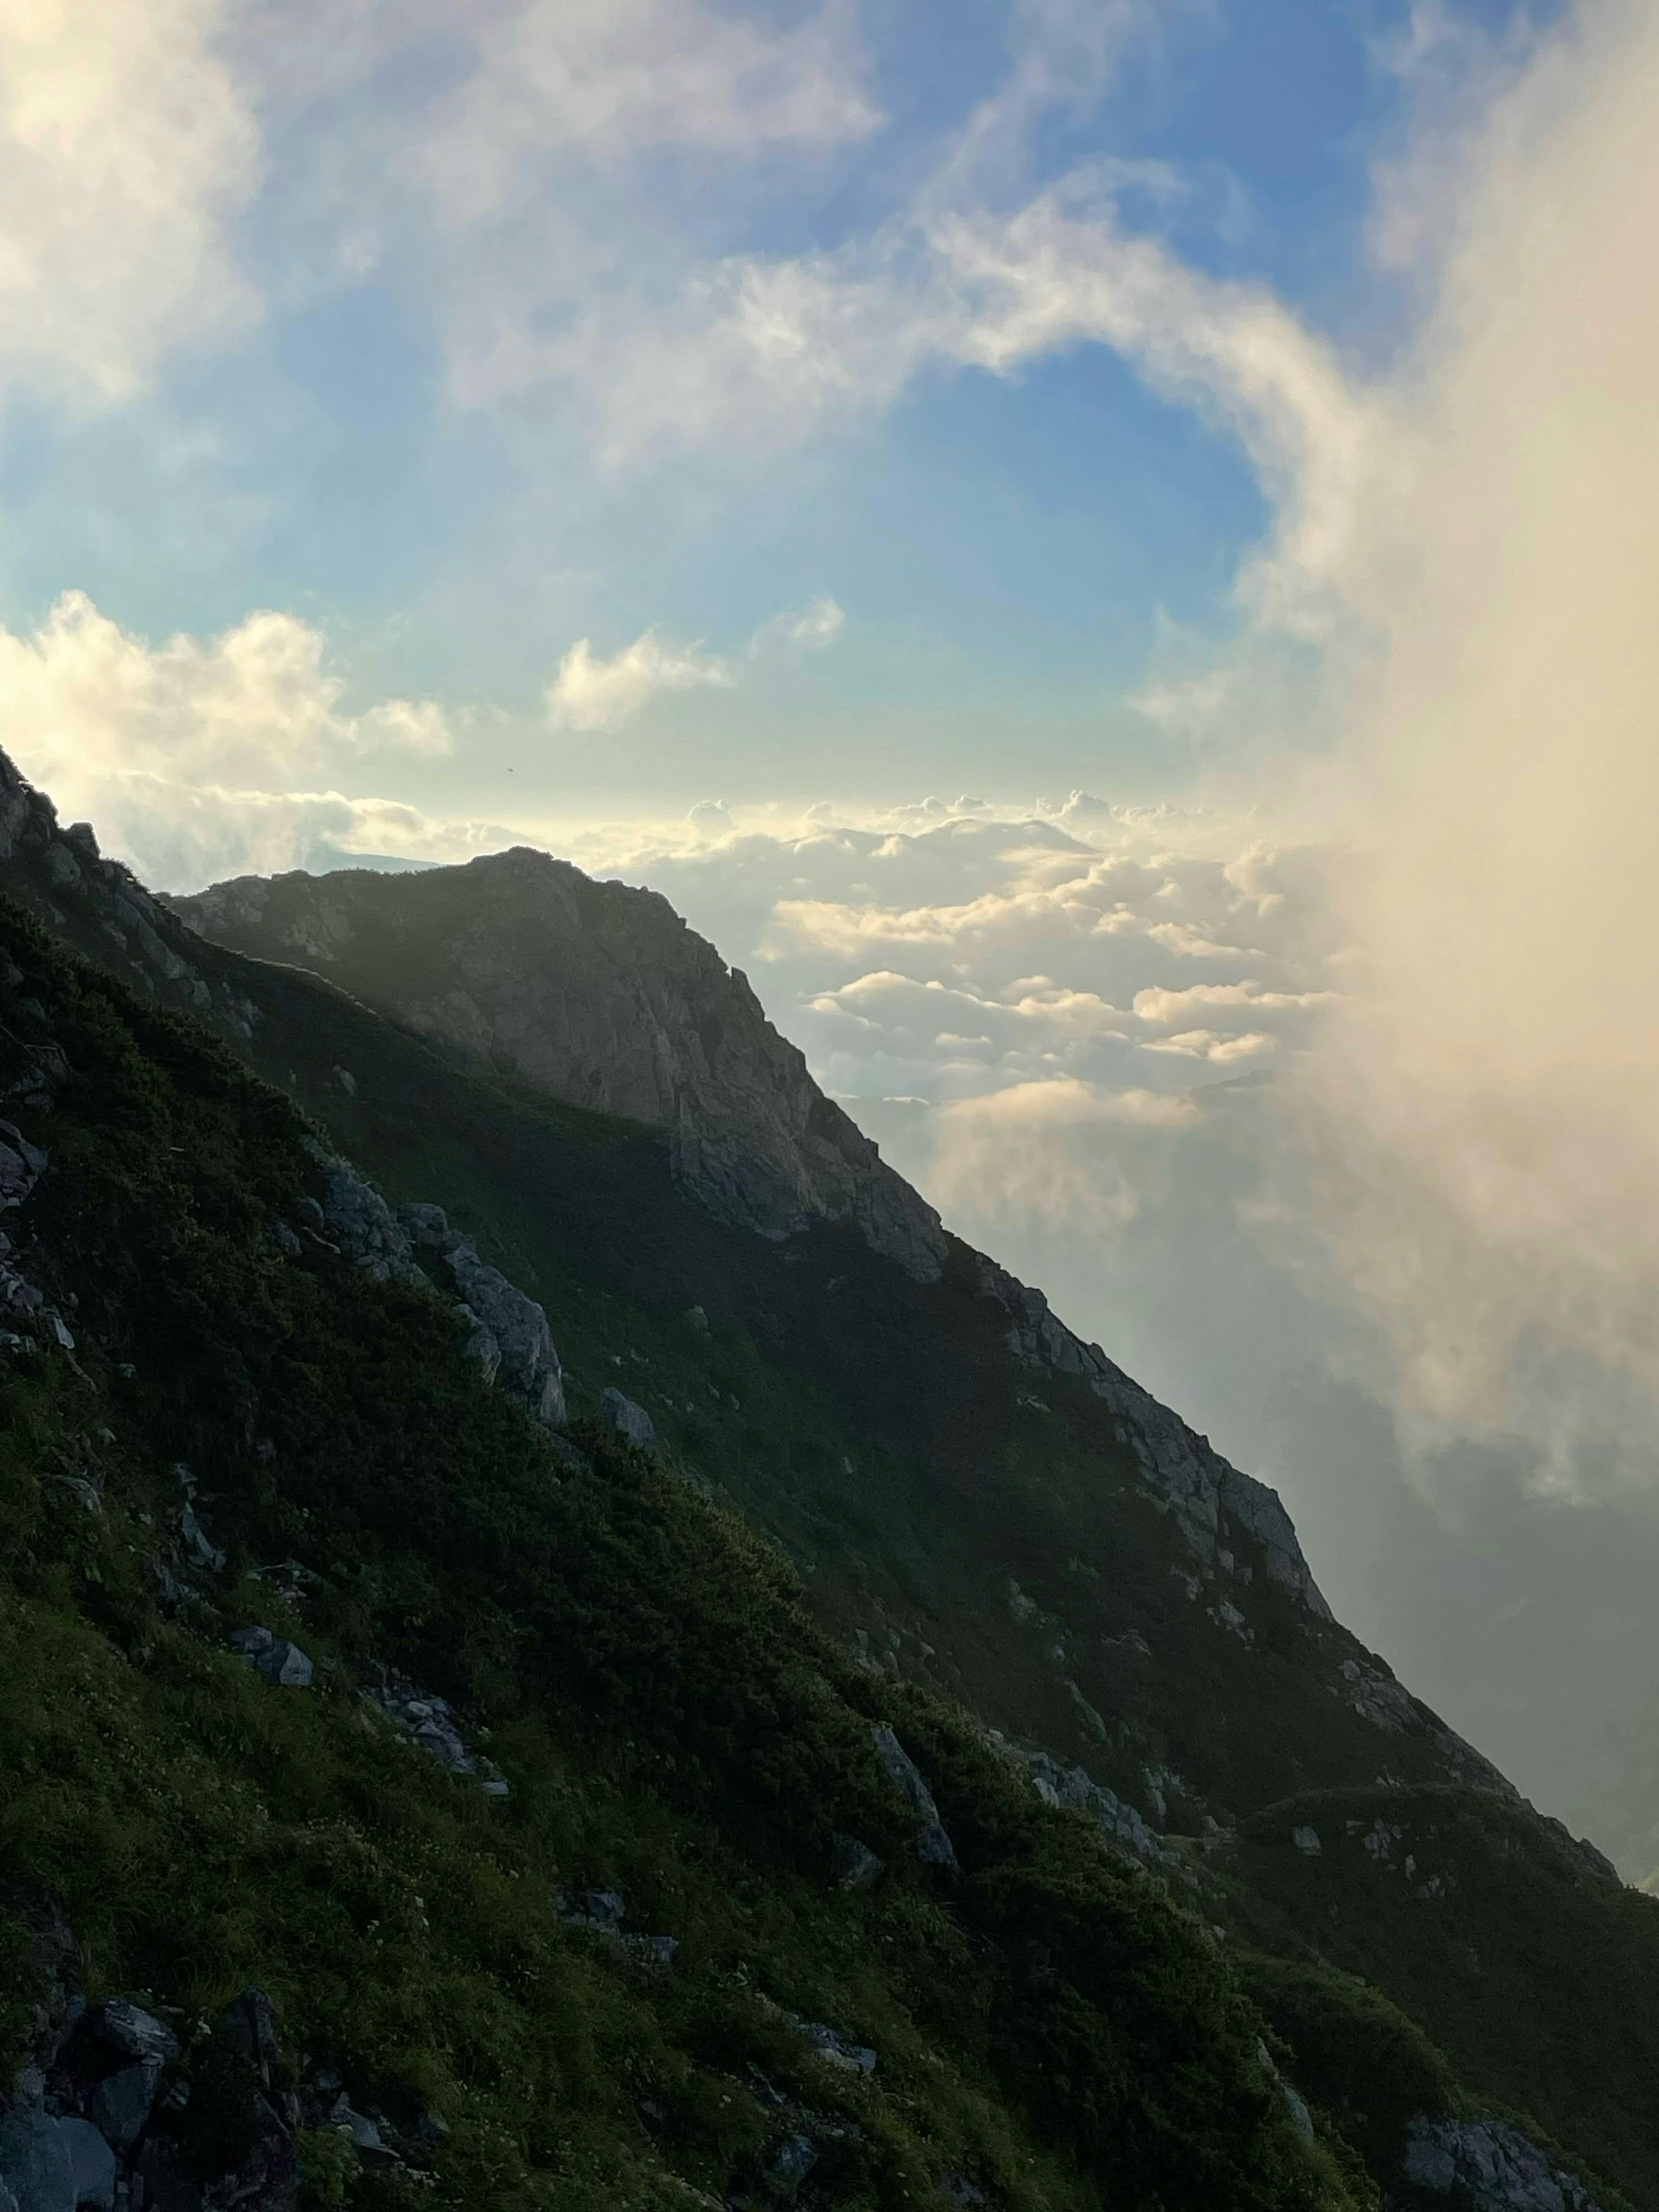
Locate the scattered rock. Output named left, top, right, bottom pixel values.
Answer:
left=362, top=1667, right=509, bottom=1796
left=228, top=1627, right=314, bottom=1688
left=870, top=1725, right=958, bottom=1871
left=788, top=2017, right=876, bottom=2075
left=597, top=1388, right=655, bottom=1447
left=178, top=1501, right=226, bottom=1574
left=556, top=1888, right=677, bottom=1963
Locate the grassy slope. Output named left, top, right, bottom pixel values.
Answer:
left=8, top=848, right=1659, bottom=2208
left=0, top=897, right=1361, bottom=2211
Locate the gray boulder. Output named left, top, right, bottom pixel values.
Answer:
left=445, top=1242, right=565, bottom=1427
left=229, top=1627, right=314, bottom=1688
left=88, top=2063, right=160, bottom=2153
left=0, top=2112, right=75, bottom=2212
left=871, top=1724, right=958, bottom=1871
left=86, top=1999, right=179, bottom=2069
left=58, top=2120, right=114, bottom=2211
left=597, top=1388, right=655, bottom=1448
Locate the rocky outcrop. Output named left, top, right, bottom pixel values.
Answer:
left=871, top=1724, right=958, bottom=1871
left=975, top=1255, right=1333, bottom=1617
left=598, top=1387, right=655, bottom=1448
left=397, top=1201, right=566, bottom=1427
left=167, top=850, right=948, bottom=1281
left=1405, top=2118, right=1603, bottom=2210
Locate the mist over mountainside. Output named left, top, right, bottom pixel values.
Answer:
left=1, top=750, right=1657, bottom=2211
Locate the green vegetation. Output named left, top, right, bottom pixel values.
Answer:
left=0, top=898, right=1362, bottom=2207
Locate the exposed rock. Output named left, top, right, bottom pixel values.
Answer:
left=1255, top=2040, right=1314, bottom=2147
left=83, top=2000, right=180, bottom=2071
left=220, top=1989, right=280, bottom=2084
left=0, top=1122, right=45, bottom=1210
left=169, top=852, right=949, bottom=1280
left=1021, top=1751, right=1169, bottom=1863
left=1405, top=2117, right=1603, bottom=2209
left=597, top=1387, right=655, bottom=1448
left=558, top=1887, right=626, bottom=1935
left=59, top=2118, right=115, bottom=2210
left=88, top=2063, right=162, bottom=2152
left=830, top=1834, right=884, bottom=1889
left=556, top=1887, right=675, bottom=1962
left=1292, top=1825, right=1323, bottom=1858
left=228, top=1627, right=314, bottom=1688
left=303, top=1146, right=426, bottom=1290
left=178, top=1502, right=226, bottom=1574
left=397, top=1201, right=455, bottom=1250
left=0, top=2110, right=75, bottom=2212
left=788, top=2017, right=876, bottom=2075
left=769, top=2133, right=818, bottom=2188
left=871, top=1725, right=958, bottom=1871
left=362, top=1667, right=509, bottom=1796
left=445, top=1241, right=565, bottom=1426
left=453, top=1303, right=502, bottom=1385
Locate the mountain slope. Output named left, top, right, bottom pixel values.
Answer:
left=0, top=755, right=1653, bottom=2210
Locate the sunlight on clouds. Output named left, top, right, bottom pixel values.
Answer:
left=545, top=630, right=735, bottom=732
left=0, top=592, right=461, bottom=887
left=0, top=0, right=258, bottom=399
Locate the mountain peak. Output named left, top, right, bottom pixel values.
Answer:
left=167, top=853, right=952, bottom=1281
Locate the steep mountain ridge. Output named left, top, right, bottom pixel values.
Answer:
left=168, top=858, right=948, bottom=1282
left=165, top=853, right=1337, bottom=1623
left=0, top=749, right=1653, bottom=2210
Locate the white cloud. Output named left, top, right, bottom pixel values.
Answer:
left=544, top=629, right=736, bottom=732
left=546, top=595, right=847, bottom=731
left=0, top=592, right=452, bottom=788
left=0, top=0, right=259, bottom=400
left=0, top=591, right=464, bottom=888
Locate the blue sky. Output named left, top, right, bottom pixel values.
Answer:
left=0, top=0, right=1554, bottom=854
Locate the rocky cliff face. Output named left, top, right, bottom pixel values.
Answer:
left=168, top=854, right=950, bottom=1282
